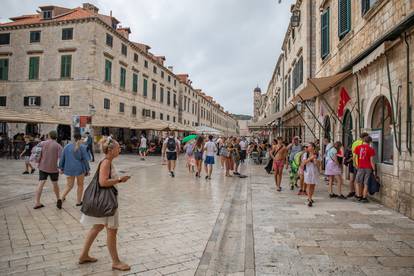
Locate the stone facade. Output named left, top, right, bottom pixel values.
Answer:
left=0, top=3, right=238, bottom=140
left=255, top=0, right=414, bottom=218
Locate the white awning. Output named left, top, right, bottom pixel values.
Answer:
left=352, top=42, right=386, bottom=73
left=0, top=108, right=65, bottom=124
left=292, top=71, right=352, bottom=102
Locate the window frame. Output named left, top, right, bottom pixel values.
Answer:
left=0, top=33, right=10, bottom=45
left=29, top=31, right=41, bottom=43
left=0, top=96, right=6, bottom=106
left=120, top=67, right=126, bottom=89
left=105, top=59, right=112, bottom=83
left=60, top=55, right=72, bottom=79
left=132, top=73, right=138, bottom=93
left=28, top=56, right=40, bottom=80
left=106, top=33, right=113, bottom=47
left=0, top=59, right=9, bottom=81
left=143, top=78, right=148, bottom=97
left=338, top=0, right=351, bottom=39
left=121, top=43, right=127, bottom=56
left=59, top=95, right=70, bottom=107
left=61, top=28, right=73, bottom=40
left=104, top=98, right=111, bottom=110
left=119, top=102, right=125, bottom=113
left=321, top=8, right=330, bottom=59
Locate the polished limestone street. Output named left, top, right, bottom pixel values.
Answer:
left=0, top=155, right=414, bottom=276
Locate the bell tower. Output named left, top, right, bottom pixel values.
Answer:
left=253, top=86, right=262, bottom=122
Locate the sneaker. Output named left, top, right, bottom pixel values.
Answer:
left=22, top=171, right=29, bottom=175
left=308, top=200, right=313, bottom=207
left=171, top=171, right=175, bottom=178
left=346, top=192, right=356, bottom=198
left=56, top=199, right=62, bottom=209
left=360, top=198, right=369, bottom=203
left=329, top=193, right=338, bottom=198
left=31, top=169, right=36, bottom=174
left=338, top=194, right=347, bottom=200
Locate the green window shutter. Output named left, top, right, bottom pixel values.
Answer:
left=105, top=60, right=112, bottom=83
left=120, top=67, right=126, bottom=89
left=29, top=56, right=39, bottom=80
left=143, top=79, right=148, bottom=97
left=321, top=8, right=330, bottom=59
left=0, top=59, right=9, bottom=80
left=132, top=73, right=138, bottom=92
left=338, top=0, right=351, bottom=39
left=60, top=55, right=71, bottom=78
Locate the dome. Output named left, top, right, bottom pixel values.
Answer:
left=254, top=86, right=261, bottom=93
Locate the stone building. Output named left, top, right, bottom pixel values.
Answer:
left=254, top=0, right=414, bottom=218
left=0, top=3, right=238, bottom=141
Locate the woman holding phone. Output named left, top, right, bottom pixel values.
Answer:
left=79, top=137, right=131, bottom=271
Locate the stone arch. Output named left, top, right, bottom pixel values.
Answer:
left=364, top=84, right=392, bottom=129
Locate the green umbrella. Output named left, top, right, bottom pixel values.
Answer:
left=182, top=134, right=198, bottom=143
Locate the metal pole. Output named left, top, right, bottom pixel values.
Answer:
left=308, top=78, right=342, bottom=123
left=297, top=96, right=324, bottom=129
left=355, top=74, right=362, bottom=136
left=289, top=103, right=318, bottom=140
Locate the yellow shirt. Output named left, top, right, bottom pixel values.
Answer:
left=352, top=138, right=363, bottom=166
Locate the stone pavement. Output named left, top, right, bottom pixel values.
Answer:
left=0, top=155, right=413, bottom=275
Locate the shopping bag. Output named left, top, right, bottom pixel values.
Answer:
left=81, top=161, right=118, bottom=217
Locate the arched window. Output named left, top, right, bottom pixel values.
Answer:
left=342, top=110, right=353, bottom=149
left=371, top=96, right=393, bottom=164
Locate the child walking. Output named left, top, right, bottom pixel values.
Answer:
left=302, top=143, right=321, bottom=207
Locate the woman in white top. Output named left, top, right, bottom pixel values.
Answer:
left=302, top=142, right=321, bottom=207
left=79, top=137, right=131, bottom=271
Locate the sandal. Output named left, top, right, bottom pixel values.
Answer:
left=112, top=262, right=130, bottom=271
left=33, top=204, right=45, bottom=209
left=79, top=257, right=98, bottom=264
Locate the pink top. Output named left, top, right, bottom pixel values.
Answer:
left=38, top=139, right=62, bottom=173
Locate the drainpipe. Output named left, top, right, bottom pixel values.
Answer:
left=404, top=32, right=412, bottom=155
left=355, top=74, right=361, bottom=136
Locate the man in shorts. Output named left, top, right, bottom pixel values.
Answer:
left=270, top=137, right=288, bottom=192
left=162, top=131, right=181, bottom=177
left=348, top=132, right=369, bottom=198
left=139, top=134, right=148, bottom=161
left=204, top=135, right=217, bottom=179
left=353, top=135, right=376, bottom=203
left=287, top=136, right=303, bottom=189
left=34, top=130, right=63, bottom=209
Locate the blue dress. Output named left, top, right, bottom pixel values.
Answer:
left=59, top=143, right=90, bottom=176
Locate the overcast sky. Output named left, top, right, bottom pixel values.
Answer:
left=1, top=0, right=294, bottom=115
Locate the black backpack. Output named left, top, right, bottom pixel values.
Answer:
left=167, top=137, right=176, bottom=151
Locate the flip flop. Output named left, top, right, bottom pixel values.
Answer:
left=79, top=257, right=98, bottom=264
left=33, top=204, right=44, bottom=209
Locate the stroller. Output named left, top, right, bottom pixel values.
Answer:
left=251, top=151, right=261, bottom=164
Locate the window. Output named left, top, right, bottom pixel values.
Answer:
left=173, top=116, right=176, bottom=122
left=29, top=56, right=40, bottom=80
left=0, top=96, right=6, bottom=106
left=184, top=96, right=187, bottom=111
left=24, top=96, right=41, bottom=106
left=160, top=113, right=164, bottom=120
left=121, top=43, right=127, bottom=56
left=371, top=96, right=393, bottom=164
left=173, top=94, right=177, bottom=108
left=144, top=60, right=148, bottom=68
left=120, top=67, right=126, bottom=89
left=62, top=28, right=73, bottom=40
left=105, top=59, right=112, bottom=83
left=60, top=55, right=72, bottom=78
left=321, top=8, right=330, bottom=59
left=362, top=0, right=378, bottom=15
left=0, top=33, right=10, bottom=45
left=167, top=115, right=170, bottom=121
left=160, top=87, right=164, bottom=103
left=152, top=83, right=157, bottom=100
left=153, top=66, right=157, bottom=74
left=119, top=102, right=125, bottom=113
left=59, top=95, right=70, bottom=106
left=292, top=28, right=295, bottom=40
left=30, top=31, right=41, bottom=43
left=161, top=71, right=164, bottom=79
left=167, top=90, right=171, bottom=105
left=152, top=111, right=156, bottom=119
left=132, top=106, right=137, bottom=115
left=338, top=0, right=351, bottom=39
left=134, top=53, right=138, bottom=62
left=292, top=56, right=303, bottom=91
left=288, top=74, right=291, bottom=98
left=104, top=98, right=110, bottom=110
left=143, top=78, right=148, bottom=97
left=43, top=10, right=52, bottom=19
left=106, top=33, right=113, bottom=47
left=174, top=80, right=176, bottom=86
left=132, top=73, right=138, bottom=93
left=168, top=75, right=171, bottom=82
left=0, top=59, right=8, bottom=80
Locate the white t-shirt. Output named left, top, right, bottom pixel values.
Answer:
left=204, top=141, right=217, bottom=157
left=239, top=140, right=247, bottom=150
left=163, top=136, right=181, bottom=152
left=140, top=137, right=147, bottom=148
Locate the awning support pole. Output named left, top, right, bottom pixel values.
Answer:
left=404, top=32, right=412, bottom=155
left=308, top=78, right=342, bottom=123
left=289, top=103, right=318, bottom=140
left=385, top=53, right=401, bottom=153
left=355, top=74, right=362, bottom=136
left=298, top=96, right=324, bottom=129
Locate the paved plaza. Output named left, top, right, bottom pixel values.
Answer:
left=0, top=155, right=413, bottom=276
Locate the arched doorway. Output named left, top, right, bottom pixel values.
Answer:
left=57, top=125, right=71, bottom=143
left=323, top=116, right=331, bottom=140
left=25, top=123, right=39, bottom=136
left=371, top=96, right=393, bottom=164
left=342, top=110, right=353, bottom=149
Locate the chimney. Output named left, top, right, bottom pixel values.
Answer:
left=117, top=27, right=131, bottom=39
left=168, top=66, right=173, bottom=72
left=83, top=3, right=99, bottom=14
